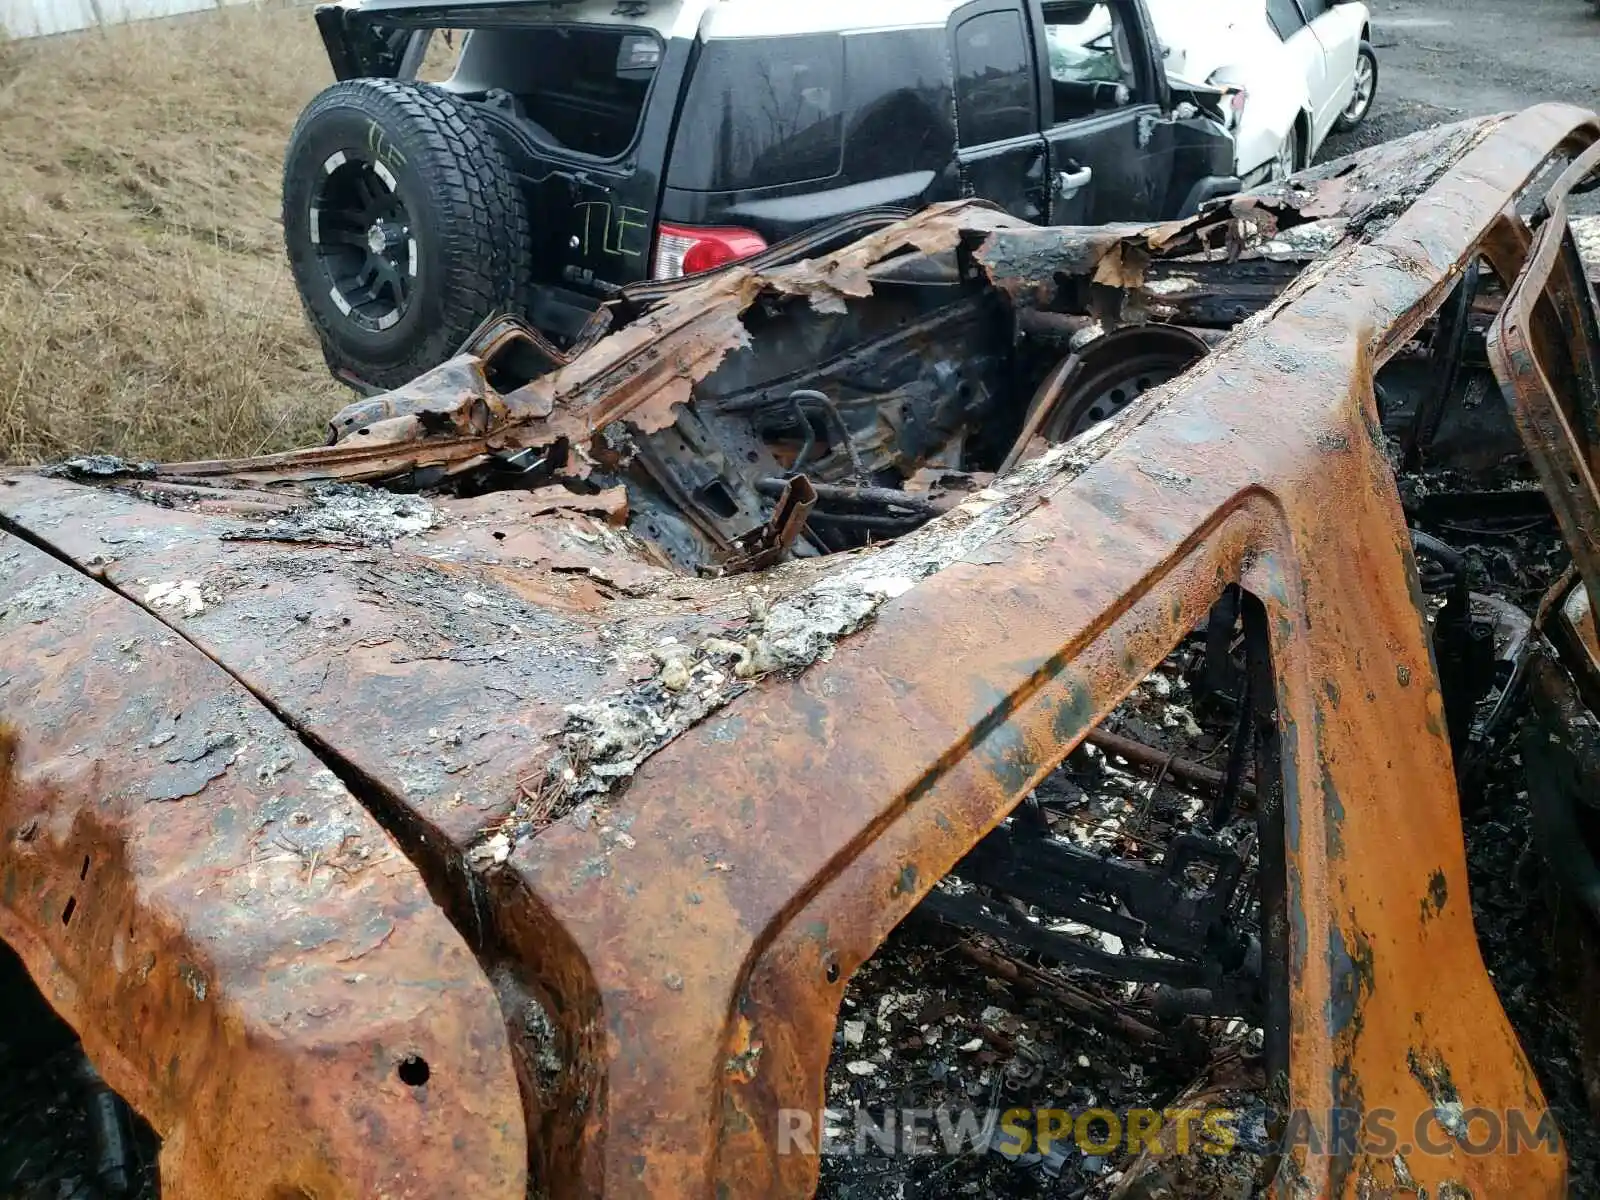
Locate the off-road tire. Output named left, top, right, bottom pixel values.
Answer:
left=282, top=78, right=532, bottom=392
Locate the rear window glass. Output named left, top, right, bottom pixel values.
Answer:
left=667, top=35, right=845, bottom=192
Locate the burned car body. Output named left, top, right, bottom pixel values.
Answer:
left=4, top=102, right=1600, bottom=1198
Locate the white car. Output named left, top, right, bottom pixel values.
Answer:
left=1149, top=0, right=1378, bottom=184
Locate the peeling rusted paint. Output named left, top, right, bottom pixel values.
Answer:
left=0, top=532, right=527, bottom=1199
left=1422, top=870, right=1449, bottom=921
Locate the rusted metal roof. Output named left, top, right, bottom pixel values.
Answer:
left=2, top=103, right=1599, bottom=1199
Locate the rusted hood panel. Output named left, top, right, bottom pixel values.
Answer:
left=0, top=474, right=750, bottom=848
left=0, top=528, right=527, bottom=1199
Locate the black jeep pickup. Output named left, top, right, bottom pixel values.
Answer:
left=290, top=0, right=1241, bottom=391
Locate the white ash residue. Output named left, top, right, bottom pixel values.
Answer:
left=224, top=484, right=436, bottom=546
left=753, top=574, right=911, bottom=671
left=557, top=634, right=749, bottom=800
left=546, top=434, right=1113, bottom=806
left=1576, top=215, right=1600, bottom=276
left=1259, top=217, right=1346, bottom=258
left=143, top=579, right=206, bottom=617
left=0, top=570, right=90, bottom=630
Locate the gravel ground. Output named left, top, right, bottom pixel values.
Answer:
left=1318, top=0, right=1600, bottom=213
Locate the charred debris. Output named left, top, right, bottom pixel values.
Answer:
left=7, top=113, right=1600, bottom=1200
left=130, top=122, right=1600, bottom=876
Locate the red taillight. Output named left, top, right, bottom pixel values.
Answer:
left=653, top=223, right=767, bottom=280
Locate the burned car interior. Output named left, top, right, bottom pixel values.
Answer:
left=3, top=103, right=1600, bottom=1199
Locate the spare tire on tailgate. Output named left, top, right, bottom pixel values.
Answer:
left=282, top=78, right=531, bottom=392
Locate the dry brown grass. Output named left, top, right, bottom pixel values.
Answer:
left=0, top=6, right=346, bottom=464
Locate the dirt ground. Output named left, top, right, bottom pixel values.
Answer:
left=1321, top=0, right=1600, bottom=218
left=0, top=7, right=341, bottom=465
left=1354, top=0, right=1600, bottom=136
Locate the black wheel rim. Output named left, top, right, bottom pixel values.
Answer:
left=308, top=151, right=415, bottom=334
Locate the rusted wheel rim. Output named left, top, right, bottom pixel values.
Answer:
left=1047, top=326, right=1211, bottom=442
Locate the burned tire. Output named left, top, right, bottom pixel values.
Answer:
left=282, top=78, right=532, bottom=392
